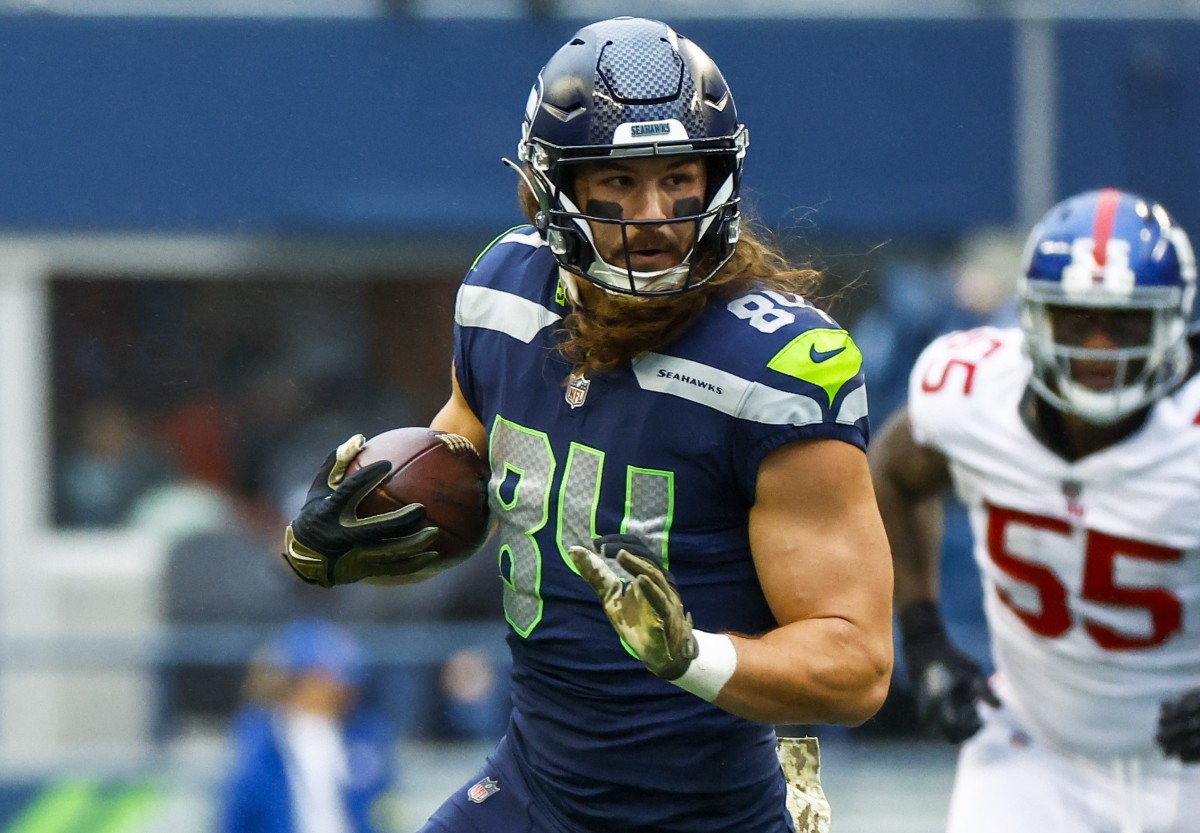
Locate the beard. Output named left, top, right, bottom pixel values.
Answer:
left=556, top=278, right=713, bottom=377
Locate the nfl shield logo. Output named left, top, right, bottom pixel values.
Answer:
left=1062, top=479, right=1085, bottom=519
left=467, top=776, right=500, bottom=804
left=565, top=374, right=590, bottom=409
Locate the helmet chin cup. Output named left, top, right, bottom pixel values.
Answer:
left=586, top=258, right=692, bottom=296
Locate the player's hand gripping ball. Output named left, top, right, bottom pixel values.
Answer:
left=282, top=429, right=490, bottom=587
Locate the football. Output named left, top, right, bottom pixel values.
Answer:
left=347, top=427, right=491, bottom=566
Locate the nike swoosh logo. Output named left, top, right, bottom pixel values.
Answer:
left=809, top=345, right=847, bottom=363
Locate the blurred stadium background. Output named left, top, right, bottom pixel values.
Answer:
left=0, top=0, right=1195, bottom=830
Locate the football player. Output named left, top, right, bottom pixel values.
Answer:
left=871, top=188, right=1200, bottom=832
left=282, top=16, right=894, bottom=833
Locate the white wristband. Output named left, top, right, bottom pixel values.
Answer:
left=671, top=629, right=737, bottom=702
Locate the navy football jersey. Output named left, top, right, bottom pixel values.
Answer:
left=452, top=227, right=869, bottom=833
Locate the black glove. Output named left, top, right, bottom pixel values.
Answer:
left=1157, top=688, right=1200, bottom=762
left=899, top=600, right=999, bottom=743
left=282, top=434, right=440, bottom=588
left=594, top=533, right=656, bottom=562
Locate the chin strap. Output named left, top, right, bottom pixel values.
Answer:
left=560, top=261, right=695, bottom=304
left=558, top=268, right=585, bottom=307
left=585, top=258, right=692, bottom=295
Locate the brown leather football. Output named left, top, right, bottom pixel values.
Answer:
left=347, top=427, right=491, bottom=565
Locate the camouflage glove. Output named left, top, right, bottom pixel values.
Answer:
left=899, top=600, right=1000, bottom=743
left=567, top=534, right=697, bottom=680
left=1157, top=688, right=1200, bottom=762
left=282, top=434, right=440, bottom=588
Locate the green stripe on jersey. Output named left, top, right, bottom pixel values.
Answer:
left=469, top=225, right=528, bottom=271
left=767, top=329, right=862, bottom=406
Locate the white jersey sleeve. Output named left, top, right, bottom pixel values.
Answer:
left=907, top=326, right=1200, bottom=757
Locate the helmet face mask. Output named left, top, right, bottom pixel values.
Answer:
left=510, top=17, right=748, bottom=296
left=1019, top=189, right=1197, bottom=424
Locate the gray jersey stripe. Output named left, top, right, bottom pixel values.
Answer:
left=498, top=228, right=545, bottom=249
left=633, top=354, right=752, bottom=415
left=835, top=383, right=869, bottom=425
left=456, top=284, right=562, bottom=344
left=633, top=354, right=827, bottom=427
left=741, top=379, right=825, bottom=427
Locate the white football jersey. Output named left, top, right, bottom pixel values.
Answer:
left=908, top=326, right=1200, bottom=757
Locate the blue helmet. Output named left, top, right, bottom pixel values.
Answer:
left=510, top=17, right=749, bottom=296
left=261, top=619, right=367, bottom=687
left=1019, top=188, right=1196, bottom=423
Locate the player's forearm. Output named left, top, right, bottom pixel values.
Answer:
left=868, top=408, right=952, bottom=611
left=712, top=617, right=893, bottom=726
left=874, top=473, right=945, bottom=610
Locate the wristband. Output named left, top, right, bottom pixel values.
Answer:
left=671, top=629, right=737, bottom=702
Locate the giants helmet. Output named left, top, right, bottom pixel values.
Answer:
left=510, top=17, right=748, bottom=296
left=1019, top=188, right=1197, bottom=423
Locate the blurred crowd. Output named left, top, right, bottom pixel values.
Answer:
left=50, top=275, right=508, bottom=747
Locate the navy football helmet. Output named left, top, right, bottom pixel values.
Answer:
left=508, top=17, right=748, bottom=296
left=1019, top=188, right=1196, bottom=423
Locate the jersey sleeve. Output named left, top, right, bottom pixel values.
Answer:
left=452, top=226, right=559, bottom=418
left=906, top=331, right=955, bottom=451
left=906, top=325, right=1021, bottom=451
left=715, top=296, right=871, bottom=502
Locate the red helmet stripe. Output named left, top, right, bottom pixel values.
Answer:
left=1091, top=187, right=1121, bottom=267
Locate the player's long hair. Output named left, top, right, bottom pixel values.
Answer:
left=518, top=184, right=824, bottom=377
